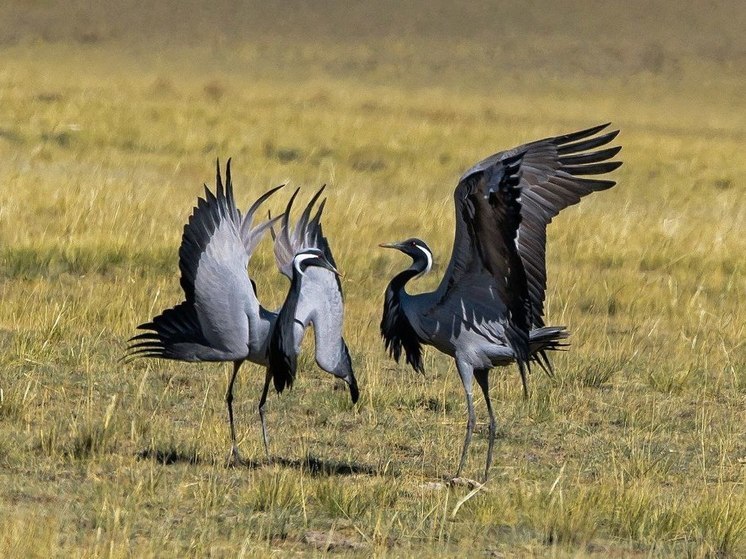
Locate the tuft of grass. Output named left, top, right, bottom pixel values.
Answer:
left=247, top=469, right=302, bottom=513
left=690, top=491, right=746, bottom=558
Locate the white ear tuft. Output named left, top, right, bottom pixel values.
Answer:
left=292, top=252, right=316, bottom=277
left=416, top=244, right=433, bottom=276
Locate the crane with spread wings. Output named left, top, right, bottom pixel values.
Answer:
left=380, top=124, right=622, bottom=481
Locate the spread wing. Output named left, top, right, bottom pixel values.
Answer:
left=271, top=185, right=345, bottom=316
left=127, top=159, right=282, bottom=362
left=430, top=152, right=531, bottom=365
left=272, top=187, right=339, bottom=278
left=452, top=123, right=622, bottom=327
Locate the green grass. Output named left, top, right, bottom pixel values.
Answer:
left=0, top=2, right=744, bottom=557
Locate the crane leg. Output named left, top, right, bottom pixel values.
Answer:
left=455, top=360, right=476, bottom=478
left=226, top=360, right=245, bottom=466
left=518, top=360, right=530, bottom=400
left=258, top=368, right=272, bottom=461
left=475, top=368, right=496, bottom=482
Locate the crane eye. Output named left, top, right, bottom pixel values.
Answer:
left=410, top=241, right=416, bottom=246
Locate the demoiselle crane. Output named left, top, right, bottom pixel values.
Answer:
left=379, top=123, right=622, bottom=480
left=261, top=186, right=359, bottom=451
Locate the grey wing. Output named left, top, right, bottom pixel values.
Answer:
left=459, top=123, right=622, bottom=327
left=127, top=160, right=281, bottom=362
left=273, top=186, right=340, bottom=282
left=431, top=152, right=531, bottom=364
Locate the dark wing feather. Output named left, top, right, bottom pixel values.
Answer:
left=449, top=124, right=622, bottom=328
left=267, top=281, right=299, bottom=394
left=516, top=125, right=621, bottom=327
left=433, top=152, right=531, bottom=363
left=126, top=302, right=225, bottom=361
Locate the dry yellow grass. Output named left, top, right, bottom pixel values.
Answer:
left=0, top=2, right=744, bottom=557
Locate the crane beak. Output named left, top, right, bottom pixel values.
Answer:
left=378, top=242, right=401, bottom=250
left=320, top=258, right=342, bottom=277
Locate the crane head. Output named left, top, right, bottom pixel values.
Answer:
left=379, top=238, right=433, bottom=276
left=292, top=248, right=340, bottom=277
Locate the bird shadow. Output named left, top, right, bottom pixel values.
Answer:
left=136, top=447, right=202, bottom=466
left=136, top=447, right=265, bottom=469
left=270, top=454, right=385, bottom=477
left=136, top=447, right=387, bottom=477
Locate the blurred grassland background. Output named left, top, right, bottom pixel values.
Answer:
left=0, top=1, right=744, bottom=557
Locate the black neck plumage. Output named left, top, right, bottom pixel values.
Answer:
left=380, top=265, right=425, bottom=374
left=268, top=271, right=303, bottom=394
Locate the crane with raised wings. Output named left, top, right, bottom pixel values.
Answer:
left=380, top=123, right=622, bottom=481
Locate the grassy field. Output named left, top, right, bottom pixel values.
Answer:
left=0, top=2, right=744, bottom=557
